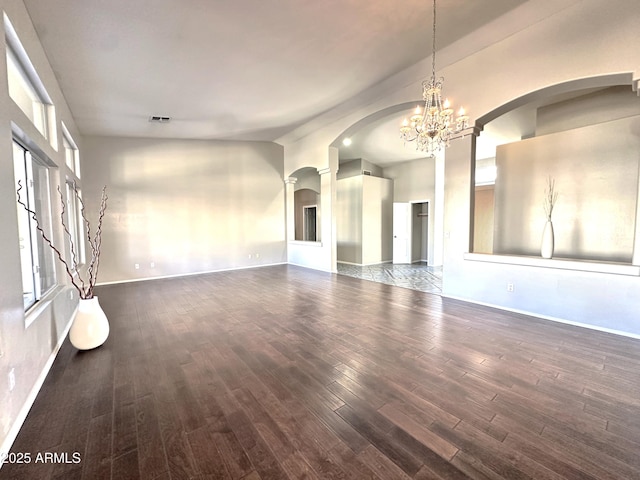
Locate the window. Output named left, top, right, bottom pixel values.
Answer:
left=62, top=123, right=81, bottom=177
left=65, top=181, right=85, bottom=268
left=303, top=205, right=317, bottom=241
left=13, top=140, right=57, bottom=309
left=4, top=13, right=56, bottom=145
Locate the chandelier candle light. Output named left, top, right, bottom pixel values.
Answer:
left=400, top=0, right=468, bottom=156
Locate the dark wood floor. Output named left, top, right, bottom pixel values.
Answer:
left=3, top=265, right=640, bottom=480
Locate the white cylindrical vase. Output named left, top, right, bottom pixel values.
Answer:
left=69, top=296, right=110, bottom=350
left=541, top=220, right=554, bottom=259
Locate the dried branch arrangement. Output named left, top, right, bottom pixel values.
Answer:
left=16, top=182, right=108, bottom=299
left=543, top=176, right=558, bottom=221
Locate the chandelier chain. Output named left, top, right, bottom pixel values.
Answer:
left=431, top=0, right=436, bottom=80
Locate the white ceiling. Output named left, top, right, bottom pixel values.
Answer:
left=23, top=0, right=532, bottom=164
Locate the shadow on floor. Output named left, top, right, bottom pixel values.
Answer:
left=337, top=262, right=442, bottom=294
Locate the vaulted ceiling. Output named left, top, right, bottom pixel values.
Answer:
left=27, top=1, right=598, bottom=165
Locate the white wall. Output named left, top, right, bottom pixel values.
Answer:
left=0, top=0, right=82, bottom=454
left=284, top=146, right=338, bottom=272
left=5, top=4, right=640, bottom=461
left=384, top=157, right=437, bottom=265
left=278, top=0, right=640, bottom=336
left=494, top=116, right=639, bottom=262
left=383, top=157, right=435, bottom=203
left=337, top=175, right=392, bottom=265
left=362, top=176, right=393, bottom=265
left=82, top=136, right=286, bottom=283
left=336, top=175, right=362, bottom=264
left=338, top=158, right=383, bottom=179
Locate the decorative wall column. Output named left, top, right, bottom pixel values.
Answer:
left=633, top=166, right=640, bottom=266
left=432, top=151, right=445, bottom=266
left=318, top=147, right=339, bottom=273
left=284, top=176, right=297, bottom=244
left=442, top=127, right=480, bottom=293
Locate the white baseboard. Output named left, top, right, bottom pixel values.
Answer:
left=337, top=260, right=392, bottom=266
left=287, top=262, right=334, bottom=273
left=442, top=293, right=640, bottom=340
left=97, top=262, right=288, bottom=286
left=0, top=315, right=74, bottom=468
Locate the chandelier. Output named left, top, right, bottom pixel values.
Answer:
left=400, top=0, right=468, bottom=156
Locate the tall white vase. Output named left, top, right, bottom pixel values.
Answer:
left=69, top=297, right=109, bottom=350
left=541, top=219, right=554, bottom=259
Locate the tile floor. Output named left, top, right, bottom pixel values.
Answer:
left=337, top=262, right=442, bottom=294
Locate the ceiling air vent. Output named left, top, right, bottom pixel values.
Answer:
left=149, top=115, right=171, bottom=123
left=363, top=170, right=372, bottom=176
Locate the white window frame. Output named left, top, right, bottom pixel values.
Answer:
left=65, top=180, right=86, bottom=269
left=13, top=139, right=57, bottom=310
left=303, top=205, right=318, bottom=242
left=4, top=13, right=57, bottom=147
left=62, top=122, right=81, bottom=177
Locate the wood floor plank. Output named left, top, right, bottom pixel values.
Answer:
left=336, top=403, right=423, bottom=476
left=224, top=409, right=289, bottom=480
left=356, top=444, right=413, bottom=480
left=112, top=402, right=138, bottom=460
left=111, top=449, right=140, bottom=480
left=502, top=430, right=603, bottom=480
left=232, top=387, right=295, bottom=462
left=187, top=425, right=231, bottom=478
left=135, top=394, right=169, bottom=480
left=540, top=424, right=640, bottom=480
left=429, top=421, right=535, bottom=480
left=81, top=412, right=112, bottom=480
left=280, top=452, right=321, bottom=480
left=378, top=403, right=459, bottom=461
left=154, top=383, right=200, bottom=479
left=3, top=265, right=640, bottom=480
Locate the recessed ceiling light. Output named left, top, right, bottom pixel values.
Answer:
left=342, top=137, right=352, bottom=146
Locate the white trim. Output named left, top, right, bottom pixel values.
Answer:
left=302, top=204, right=318, bottom=242
left=288, top=240, right=323, bottom=247
left=442, top=293, right=640, bottom=340
left=463, top=252, right=640, bottom=276
left=0, top=313, right=74, bottom=470
left=96, top=262, right=287, bottom=286
left=3, top=13, right=53, bottom=104
left=24, top=285, right=65, bottom=328
left=287, top=261, right=333, bottom=273
left=337, top=260, right=393, bottom=266
left=24, top=298, right=52, bottom=329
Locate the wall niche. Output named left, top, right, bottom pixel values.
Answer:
left=292, top=167, right=320, bottom=241
left=474, top=85, right=640, bottom=263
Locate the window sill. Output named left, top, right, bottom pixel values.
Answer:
left=463, top=253, right=640, bottom=276
left=24, top=285, right=67, bottom=328
left=289, top=241, right=323, bottom=247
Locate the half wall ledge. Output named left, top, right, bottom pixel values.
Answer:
left=289, top=241, right=323, bottom=247
left=463, top=253, right=640, bottom=276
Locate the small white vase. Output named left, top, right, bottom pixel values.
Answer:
left=69, top=297, right=110, bottom=350
left=541, top=219, right=554, bottom=259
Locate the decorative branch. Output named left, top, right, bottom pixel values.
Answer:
left=57, top=185, right=79, bottom=271
left=16, top=181, right=108, bottom=299
left=543, top=176, right=558, bottom=221
left=86, top=186, right=108, bottom=298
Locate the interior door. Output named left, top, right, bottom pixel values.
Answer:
left=393, top=202, right=412, bottom=264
